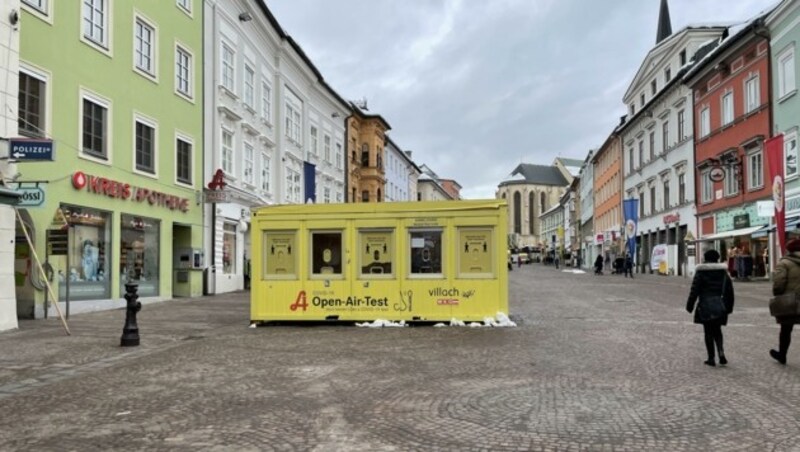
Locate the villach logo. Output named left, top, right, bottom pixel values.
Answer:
left=72, top=171, right=190, bottom=212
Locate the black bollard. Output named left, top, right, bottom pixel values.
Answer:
left=121, top=282, right=142, bottom=347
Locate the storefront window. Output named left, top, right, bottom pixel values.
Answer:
left=120, top=215, right=160, bottom=297
left=223, top=223, right=237, bottom=274
left=263, top=231, right=297, bottom=279
left=311, top=231, right=343, bottom=276
left=59, top=205, right=111, bottom=300
left=458, top=228, right=493, bottom=277
left=359, top=229, right=393, bottom=277
left=410, top=229, right=443, bottom=276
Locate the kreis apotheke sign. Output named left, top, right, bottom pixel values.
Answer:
left=72, top=171, right=190, bottom=212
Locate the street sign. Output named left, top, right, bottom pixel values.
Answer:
left=14, top=186, right=45, bottom=207
left=8, top=138, right=55, bottom=162
left=203, top=189, right=230, bottom=203
left=47, top=229, right=69, bottom=256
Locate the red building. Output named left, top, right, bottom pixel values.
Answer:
left=686, top=15, right=772, bottom=278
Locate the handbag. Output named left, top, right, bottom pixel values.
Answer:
left=769, top=292, right=800, bottom=317
left=696, top=277, right=728, bottom=322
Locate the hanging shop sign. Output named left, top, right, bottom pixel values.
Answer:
left=709, top=166, right=725, bottom=182
left=9, top=185, right=45, bottom=207
left=71, top=171, right=190, bottom=213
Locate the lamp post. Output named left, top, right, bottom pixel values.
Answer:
left=120, top=254, right=141, bottom=347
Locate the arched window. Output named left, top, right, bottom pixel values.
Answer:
left=502, top=193, right=507, bottom=199
left=352, top=187, right=356, bottom=202
left=513, top=192, right=522, bottom=234
left=528, top=192, right=535, bottom=235
left=540, top=192, right=547, bottom=212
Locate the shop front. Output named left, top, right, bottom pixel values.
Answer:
left=697, top=205, right=770, bottom=279
left=14, top=170, right=204, bottom=318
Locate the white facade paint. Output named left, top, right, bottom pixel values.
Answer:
left=384, top=139, right=420, bottom=202
left=203, top=0, right=349, bottom=294
left=579, top=152, right=594, bottom=268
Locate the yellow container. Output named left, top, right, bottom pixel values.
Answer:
left=250, top=200, right=509, bottom=323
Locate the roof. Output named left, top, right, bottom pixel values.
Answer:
left=555, top=157, right=584, bottom=168
left=385, top=136, right=422, bottom=173
left=498, top=164, right=569, bottom=187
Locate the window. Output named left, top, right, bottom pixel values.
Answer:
left=285, top=94, right=302, bottom=143
left=680, top=49, right=687, bottom=66
left=263, top=231, right=296, bottom=278
left=261, top=81, right=272, bottom=123
left=135, top=119, right=156, bottom=174
left=638, top=191, right=644, bottom=217
left=678, top=173, right=686, bottom=204
left=221, top=129, right=233, bottom=175
left=176, top=137, right=192, bottom=185
left=778, top=46, right=796, bottom=98
left=222, top=223, right=237, bottom=274
left=286, top=168, right=301, bottom=203
left=175, top=45, right=192, bottom=98
left=311, top=231, right=343, bottom=275
left=630, top=104, right=636, bottom=116
left=261, top=154, right=271, bottom=193
left=177, top=0, right=191, bottom=13
left=361, top=144, right=369, bottom=166
left=540, top=192, right=546, bottom=212
left=748, top=149, right=763, bottom=190
left=134, top=17, right=155, bottom=76
left=700, top=107, right=710, bottom=138
left=662, top=120, right=669, bottom=152
left=664, top=66, right=672, bottom=83
left=120, top=215, right=160, bottom=297
left=335, top=143, right=343, bottom=169
left=701, top=170, right=713, bottom=203
left=649, top=131, right=655, bottom=160
left=310, top=126, right=318, bottom=155
left=650, top=185, right=656, bottom=213
left=458, top=228, right=493, bottom=276
left=785, top=132, right=798, bottom=179
left=324, top=135, right=331, bottom=162
left=410, top=230, right=443, bottom=275
left=677, top=110, right=685, bottom=141
left=722, top=92, right=734, bottom=126
left=221, top=42, right=234, bottom=91
left=360, top=230, right=393, bottom=276
left=640, top=93, right=645, bottom=107
left=663, top=180, right=670, bottom=210
left=18, top=71, right=46, bottom=138
left=336, top=192, right=343, bottom=203
left=513, top=192, right=521, bottom=233
left=82, top=95, right=108, bottom=160
left=628, top=148, right=634, bottom=173
left=22, top=0, right=48, bottom=15
left=638, top=141, right=644, bottom=168
left=745, top=75, right=760, bottom=113
left=83, top=0, right=108, bottom=48
left=362, top=190, right=369, bottom=202
left=244, top=64, right=255, bottom=109
left=60, top=205, right=111, bottom=300
left=243, top=142, right=254, bottom=185
left=724, top=164, right=738, bottom=196
left=651, top=79, right=657, bottom=95
left=323, top=187, right=331, bottom=203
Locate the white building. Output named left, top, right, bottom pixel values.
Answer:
left=619, top=1, right=725, bottom=276
left=0, top=0, right=20, bottom=331
left=579, top=150, right=595, bottom=269
left=384, top=138, right=421, bottom=202
left=203, top=0, right=350, bottom=293
left=417, top=165, right=452, bottom=201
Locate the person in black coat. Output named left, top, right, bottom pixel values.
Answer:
left=686, top=249, right=735, bottom=367
left=624, top=253, right=634, bottom=278
left=594, top=255, right=604, bottom=275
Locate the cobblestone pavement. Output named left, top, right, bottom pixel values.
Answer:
left=1, top=265, right=799, bottom=451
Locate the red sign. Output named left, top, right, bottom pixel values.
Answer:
left=72, top=171, right=190, bottom=213
left=207, top=169, right=227, bottom=190
left=767, top=135, right=786, bottom=257
left=663, top=213, right=680, bottom=224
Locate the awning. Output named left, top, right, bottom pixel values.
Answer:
left=752, top=216, right=800, bottom=237
left=696, top=225, right=768, bottom=242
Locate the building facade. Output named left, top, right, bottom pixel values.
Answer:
left=384, top=137, right=421, bottom=202
left=346, top=106, right=390, bottom=203
left=619, top=4, right=725, bottom=276
left=203, top=0, right=350, bottom=294
left=417, top=165, right=453, bottom=201
left=14, top=0, right=205, bottom=318
left=578, top=150, right=595, bottom=269
left=687, top=13, right=773, bottom=279
left=592, top=133, right=623, bottom=265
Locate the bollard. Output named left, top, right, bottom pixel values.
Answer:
left=120, top=282, right=142, bottom=347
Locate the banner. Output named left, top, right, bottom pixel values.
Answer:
left=303, top=161, right=316, bottom=203
left=623, top=199, right=638, bottom=261
left=766, top=134, right=785, bottom=257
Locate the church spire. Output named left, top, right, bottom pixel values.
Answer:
left=656, top=0, right=673, bottom=44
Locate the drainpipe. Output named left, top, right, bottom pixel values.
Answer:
left=753, top=20, right=773, bottom=278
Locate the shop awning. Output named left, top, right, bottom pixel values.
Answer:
left=752, top=216, right=800, bottom=237
left=696, top=225, right=768, bottom=242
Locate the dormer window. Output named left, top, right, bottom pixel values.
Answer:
left=665, top=66, right=672, bottom=83
left=680, top=49, right=687, bottom=66
left=651, top=80, right=657, bottom=95
left=640, top=93, right=645, bottom=108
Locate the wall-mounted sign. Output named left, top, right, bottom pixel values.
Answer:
left=72, top=171, right=190, bottom=212
left=8, top=138, right=54, bottom=162
left=663, top=213, right=680, bottom=224
left=203, top=189, right=230, bottom=203
left=709, top=166, right=725, bottom=182
left=733, top=214, right=750, bottom=229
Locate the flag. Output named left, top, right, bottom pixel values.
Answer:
left=623, top=199, right=638, bottom=260
left=303, top=161, right=316, bottom=203
left=766, top=135, right=785, bottom=257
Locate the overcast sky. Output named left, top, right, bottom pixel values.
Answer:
left=266, top=0, right=776, bottom=199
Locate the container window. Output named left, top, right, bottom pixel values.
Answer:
left=458, top=227, right=494, bottom=277
left=263, top=231, right=297, bottom=279
left=311, top=231, right=343, bottom=275
left=409, top=229, right=443, bottom=276
left=359, top=229, right=393, bottom=277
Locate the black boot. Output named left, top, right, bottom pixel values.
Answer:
left=704, top=334, right=715, bottom=366
left=770, top=349, right=787, bottom=365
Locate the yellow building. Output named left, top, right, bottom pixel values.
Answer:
left=346, top=105, right=391, bottom=202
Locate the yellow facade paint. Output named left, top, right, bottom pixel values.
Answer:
left=251, top=200, right=509, bottom=322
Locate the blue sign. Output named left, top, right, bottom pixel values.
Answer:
left=8, top=138, right=54, bottom=161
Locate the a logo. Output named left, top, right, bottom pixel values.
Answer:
left=774, top=176, right=784, bottom=213
left=72, top=171, right=87, bottom=189
left=207, top=169, right=227, bottom=190
left=290, top=291, right=308, bottom=311
left=625, top=219, right=636, bottom=240
left=709, top=166, right=725, bottom=182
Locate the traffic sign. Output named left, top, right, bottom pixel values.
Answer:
left=8, top=138, right=54, bottom=162
left=14, top=186, right=45, bottom=207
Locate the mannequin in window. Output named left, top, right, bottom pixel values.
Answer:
left=82, top=240, right=99, bottom=282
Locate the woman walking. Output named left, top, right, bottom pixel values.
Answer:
left=594, top=255, right=604, bottom=275
left=686, top=249, right=735, bottom=367
left=769, top=239, right=800, bottom=365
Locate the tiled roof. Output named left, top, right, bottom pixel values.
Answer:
left=499, top=164, right=569, bottom=187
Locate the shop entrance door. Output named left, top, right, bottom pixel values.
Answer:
left=172, top=224, right=192, bottom=298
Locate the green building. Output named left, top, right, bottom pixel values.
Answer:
left=15, top=0, right=204, bottom=318
left=769, top=0, right=800, bottom=220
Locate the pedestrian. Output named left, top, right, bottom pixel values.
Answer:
left=554, top=254, right=560, bottom=269
left=518, top=254, right=522, bottom=268
left=686, top=249, right=735, bottom=367
left=624, top=253, right=634, bottom=278
left=769, top=239, right=800, bottom=365
left=594, top=255, right=603, bottom=275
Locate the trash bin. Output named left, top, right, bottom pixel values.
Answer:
left=203, top=267, right=216, bottom=295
